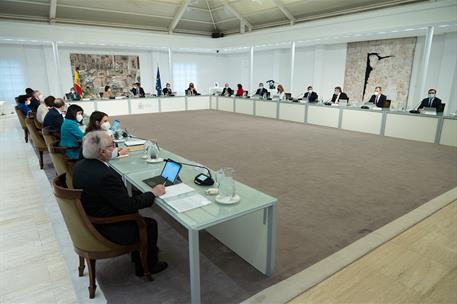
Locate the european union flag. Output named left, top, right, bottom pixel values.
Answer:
left=155, top=66, right=162, bottom=96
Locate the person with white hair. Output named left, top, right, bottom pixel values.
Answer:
left=72, top=131, right=168, bottom=276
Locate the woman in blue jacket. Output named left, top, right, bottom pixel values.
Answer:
left=60, top=104, right=84, bottom=159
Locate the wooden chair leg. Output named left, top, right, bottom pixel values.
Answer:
left=39, top=151, right=44, bottom=169
left=78, top=256, right=85, bottom=277
left=86, top=258, right=97, bottom=299
left=24, top=129, right=29, bottom=143
left=139, top=248, right=152, bottom=281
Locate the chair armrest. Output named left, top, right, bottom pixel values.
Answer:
left=88, top=213, right=146, bottom=228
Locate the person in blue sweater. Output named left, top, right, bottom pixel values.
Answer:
left=17, top=95, right=31, bottom=116
left=60, top=104, right=84, bottom=159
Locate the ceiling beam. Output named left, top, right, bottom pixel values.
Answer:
left=49, top=0, right=57, bottom=24
left=272, top=0, right=296, bottom=25
left=222, top=0, right=252, bottom=33
left=205, top=0, right=218, bottom=32
left=169, top=0, right=191, bottom=34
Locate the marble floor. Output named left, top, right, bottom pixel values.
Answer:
left=289, top=200, right=457, bottom=304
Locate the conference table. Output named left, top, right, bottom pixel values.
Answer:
left=108, top=145, right=278, bottom=304
left=69, top=95, right=457, bottom=147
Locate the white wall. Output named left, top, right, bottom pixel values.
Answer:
left=222, top=52, right=250, bottom=93
left=253, top=48, right=291, bottom=93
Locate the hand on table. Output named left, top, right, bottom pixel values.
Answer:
left=151, top=184, right=166, bottom=197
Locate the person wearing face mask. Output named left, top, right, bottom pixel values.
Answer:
left=43, top=98, right=66, bottom=133
left=67, top=87, right=81, bottom=101
left=59, top=104, right=84, bottom=159
left=36, top=95, right=55, bottom=124
left=368, top=86, right=387, bottom=108
left=162, top=83, right=174, bottom=96
left=186, top=83, right=199, bottom=96
left=254, top=83, right=268, bottom=98
left=303, top=85, right=318, bottom=103
left=221, top=83, right=234, bottom=96
left=331, top=86, right=349, bottom=103
left=29, top=90, right=42, bottom=112
left=16, top=95, right=31, bottom=116
left=418, top=89, right=443, bottom=111
left=85, top=111, right=128, bottom=156
left=72, top=131, right=168, bottom=277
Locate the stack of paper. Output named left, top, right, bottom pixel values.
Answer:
left=160, top=183, right=212, bottom=213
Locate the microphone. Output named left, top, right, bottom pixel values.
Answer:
left=164, top=159, right=214, bottom=186
left=409, top=102, right=422, bottom=114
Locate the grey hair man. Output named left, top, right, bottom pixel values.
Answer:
left=73, top=131, right=168, bottom=276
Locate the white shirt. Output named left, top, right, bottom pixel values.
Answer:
left=36, top=104, right=49, bottom=123
left=278, top=92, right=285, bottom=100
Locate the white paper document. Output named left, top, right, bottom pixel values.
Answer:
left=160, top=183, right=195, bottom=199
left=163, top=192, right=212, bottom=213
left=124, top=139, right=146, bottom=146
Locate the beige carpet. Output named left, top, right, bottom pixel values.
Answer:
left=88, top=110, right=457, bottom=303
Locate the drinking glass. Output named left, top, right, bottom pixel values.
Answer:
left=218, top=168, right=235, bottom=199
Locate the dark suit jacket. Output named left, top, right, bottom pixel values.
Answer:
left=222, top=87, right=234, bottom=96
left=68, top=93, right=81, bottom=101
left=73, top=158, right=156, bottom=243
left=131, top=87, right=145, bottom=97
left=255, top=88, right=268, bottom=97
left=331, top=92, right=349, bottom=103
left=368, top=94, right=387, bottom=107
left=304, top=91, right=318, bottom=102
left=29, top=97, right=40, bottom=112
left=42, top=108, right=64, bottom=133
left=162, top=88, right=173, bottom=96
left=418, top=97, right=442, bottom=109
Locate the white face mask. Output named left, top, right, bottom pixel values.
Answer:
left=375, top=91, right=380, bottom=96
left=76, top=113, right=83, bottom=122
left=166, top=85, right=170, bottom=88
left=110, top=147, right=118, bottom=159
left=25, top=100, right=31, bottom=106
left=428, top=94, right=435, bottom=98
left=38, top=94, right=44, bottom=101
left=308, top=89, right=313, bottom=93
left=101, top=121, right=111, bottom=131
left=259, top=86, right=263, bottom=89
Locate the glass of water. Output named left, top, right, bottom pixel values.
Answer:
left=218, top=168, right=235, bottom=199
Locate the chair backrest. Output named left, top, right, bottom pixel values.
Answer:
left=384, top=100, right=391, bottom=108
left=52, top=174, right=120, bottom=253
left=285, top=93, right=292, bottom=100
left=43, top=127, right=74, bottom=186
left=15, top=106, right=27, bottom=129
left=34, top=117, right=43, bottom=131
left=25, top=117, right=46, bottom=150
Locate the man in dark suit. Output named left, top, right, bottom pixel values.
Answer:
left=72, top=131, right=168, bottom=276
left=418, top=89, right=443, bottom=111
left=43, top=98, right=65, bottom=133
left=221, top=83, right=234, bottom=96
left=131, top=82, right=145, bottom=97
left=303, top=85, right=318, bottom=102
left=368, top=86, right=387, bottom=108
left=331, top=86, right=349, bottom=103
left=254, top=83, right=268, bottom=97
left=162, top=83, right=174, bottom=96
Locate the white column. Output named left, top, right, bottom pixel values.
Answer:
left=419, top=26, right=435, bottom=98
left=51, top=41, right=63, bottom=97
left=290, top=41, right=296, bottom=94
left=168, top=48, right=173, bottom=88
left=249, top=46, right=254, bottom=95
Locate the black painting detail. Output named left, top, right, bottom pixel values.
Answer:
left=363, top=52, right=394, bottom=99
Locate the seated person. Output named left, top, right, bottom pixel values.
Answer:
left=102, top=86, right=113, bottom=99
left=162, top=83, right=174, bottom=96
left=368, top=86, right=387, bottom=108
left=16, top=95, right=31, bottom=116
left=236, top=84, right=244, bottom=97
left=43, top=98, right=65, bottom=133
left=72, top=131, right=168, bottom=276
left=83, top=86, right=96, bottom=99
left=36, top=95, right=55, bottom=124
left=85, top=111, right=128, bottom=156
left=331, top=86, right=349, bottom=103
left=221, top=83, right=234, bottom=96
left=186, top=83, right=199, bottom=96
left=131, top=82, right=145, bottom=98
left=254, top=83, right=268, bottom=97
left=418, top=89, right=443, bottom=111
left=303, top=86, right=318, bottom=102
left=29, top=90, right=43, bottom=112
left=67, top=87, right=81, bottom=101
left=277, top=84, right=285, bottom=100
left=60, top=104, right=84, bottom=159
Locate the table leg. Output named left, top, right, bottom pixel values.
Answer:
left=123, top=176, right=133, bottom=197
left=266, top=204, right=277, bottom=276
left=189, top=229, right=201, bottom=304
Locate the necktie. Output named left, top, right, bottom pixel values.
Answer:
left=429, top=98, right=433, bottom=107
left=375, top=96, right=379, bottom=105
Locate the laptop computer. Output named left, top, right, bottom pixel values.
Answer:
left=111, top=119, right=121, bottom=132
left=143, top=159, right=182, bottom=187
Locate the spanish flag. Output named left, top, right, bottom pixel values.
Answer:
left=73, top=67, right=83, bottom=96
